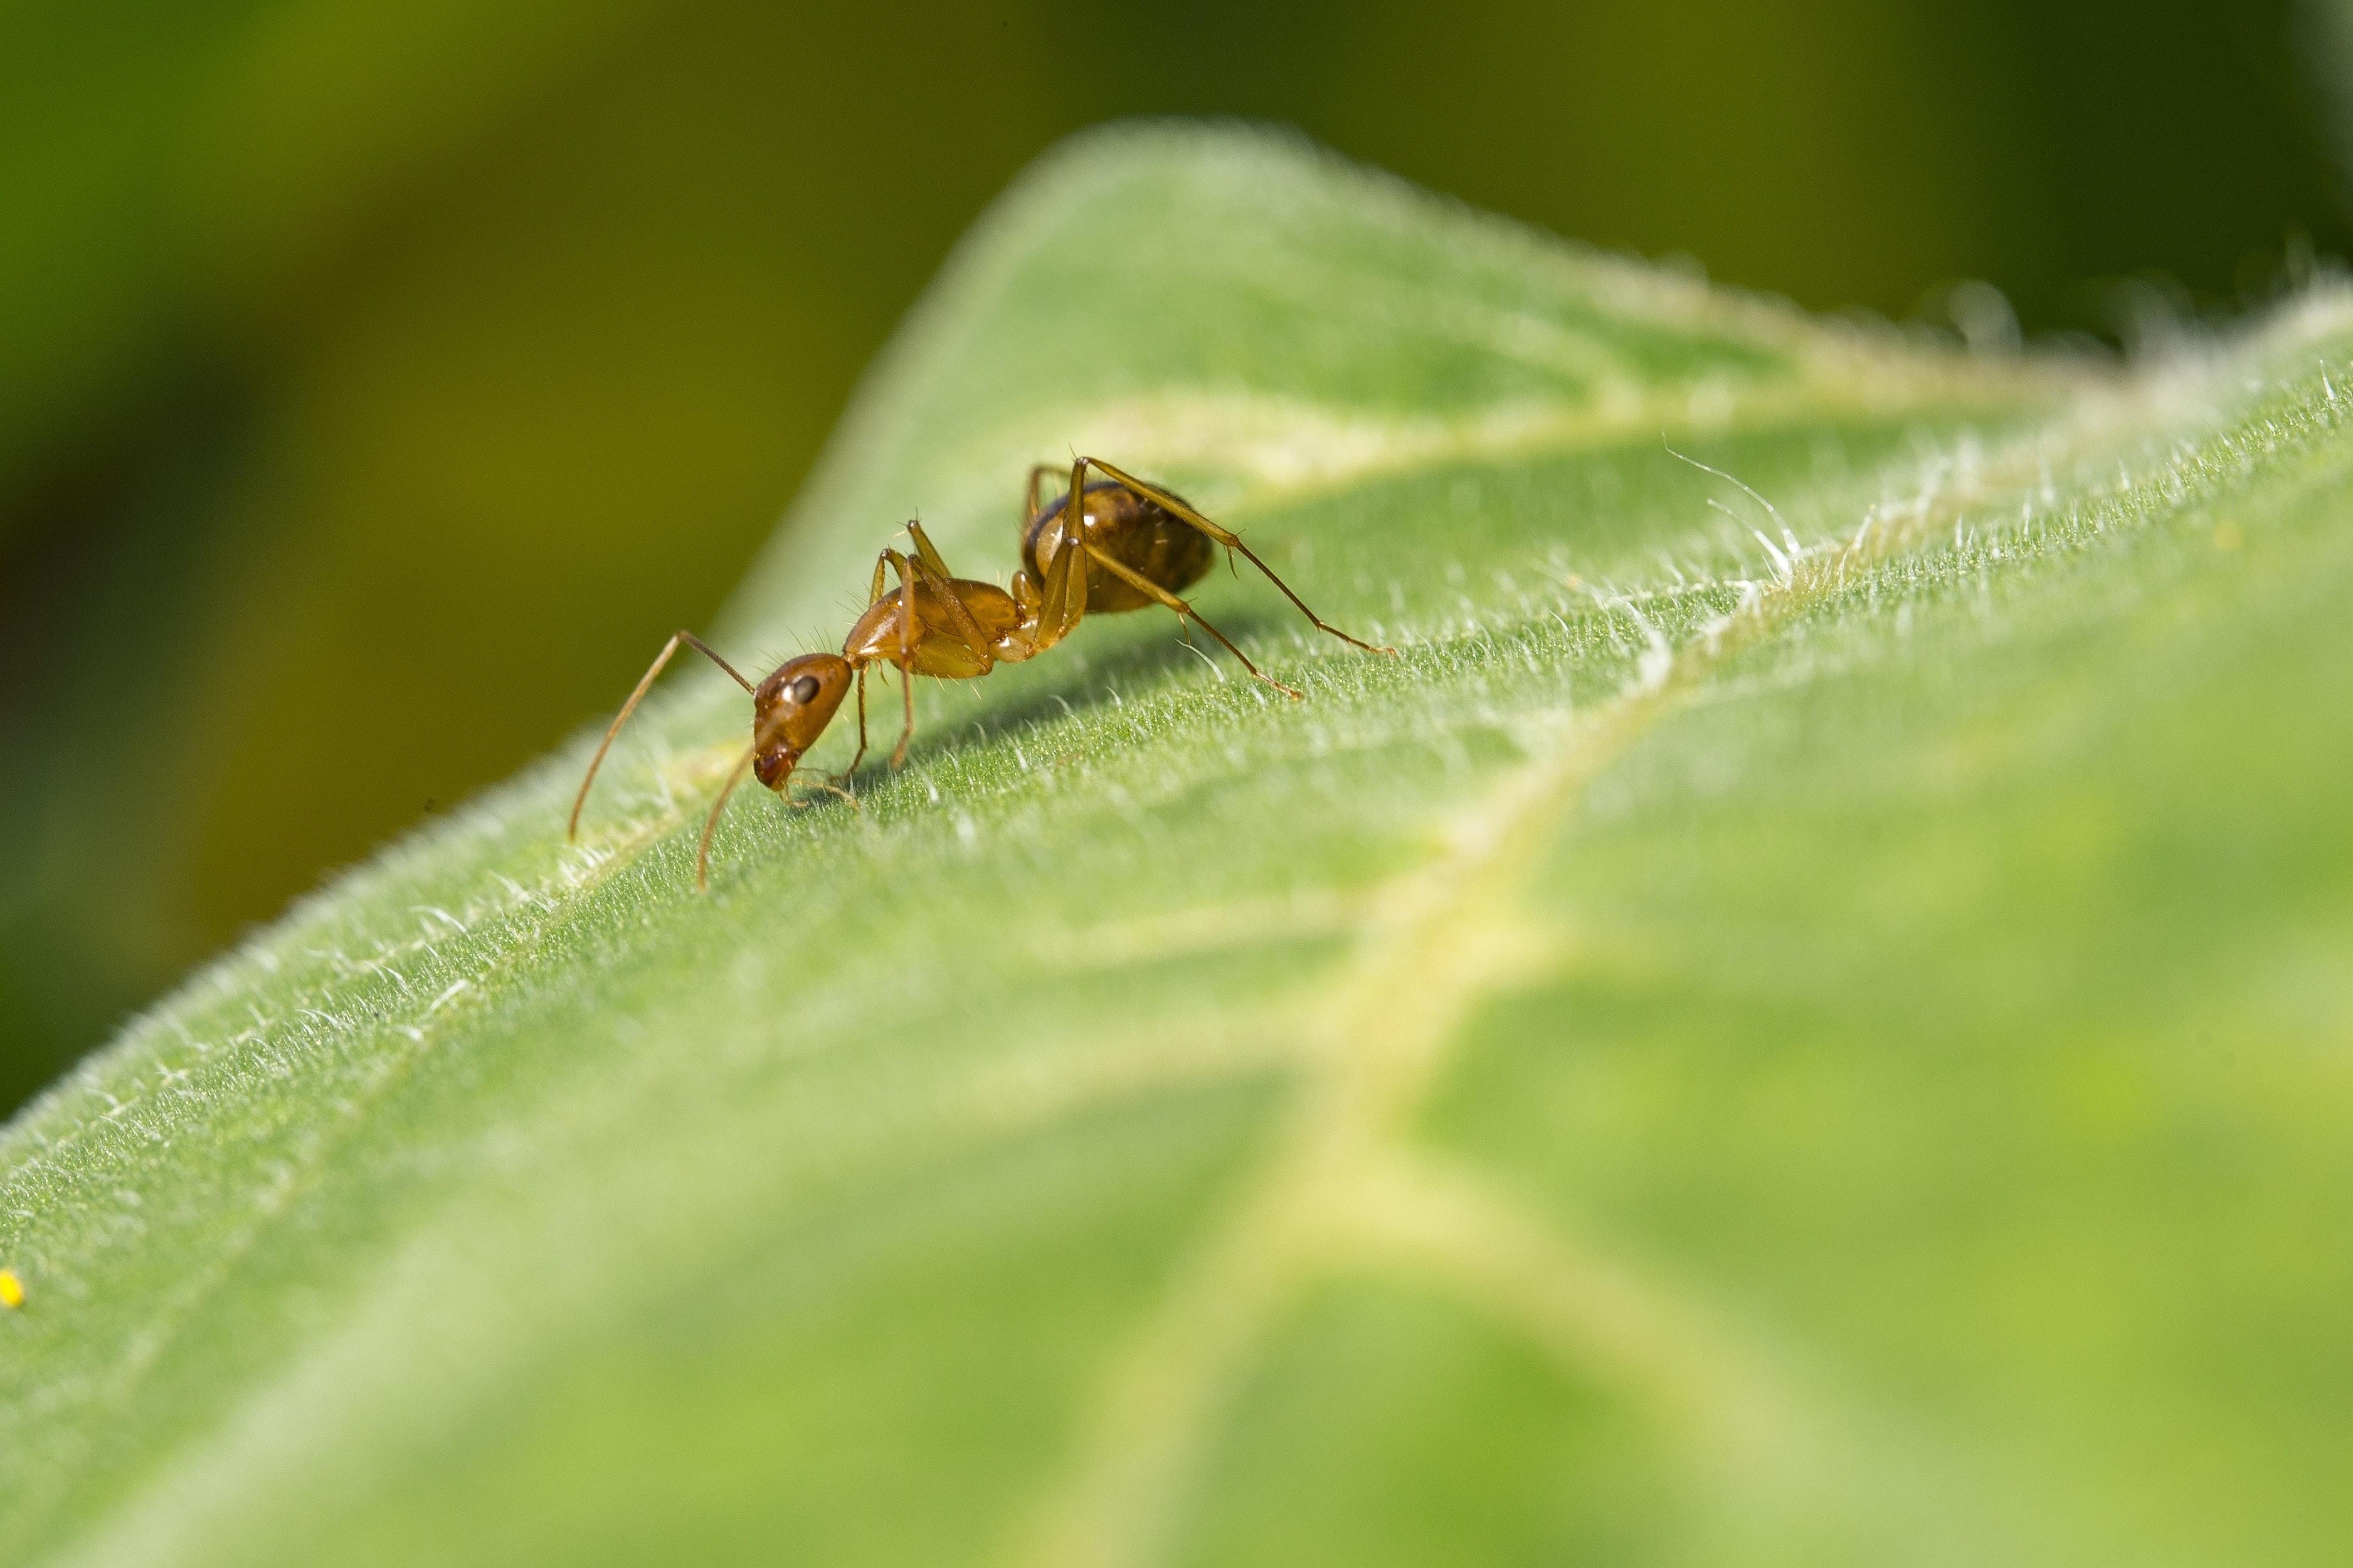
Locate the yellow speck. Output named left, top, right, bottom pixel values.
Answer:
left=2214, top=522, right=2243, bottom=551
left=0, top=1269, right=22, bottom=1309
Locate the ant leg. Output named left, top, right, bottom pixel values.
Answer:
left=1082, top=543, right=1303, bottom=700
left=845, top=666, right=870, bottom=780
left=1023, top=463, right=1058, bottom=528
left=901, top=524, right=1016, bottom=665
left=887, top=550, right=922, bottom=768
left=695, top=744, right=759, bottom=890
left=850, top=530, right=904, bottom=625
left=993, top=564, right=1049, bottom=662
left=1079, top=456, right=1395, bottom=655
left=1022, top=488, right=1094, bottom=655
left=894, top=668, right=917, bottom=769
left=842, top=543, right=894, bottom=782
left=786, top=774, right=860, bottom=811
left=571, top=631, right=756, bottom=840
left=1030, top=455, right=1094, bottom=644
left=905, top=520, right=954, bottom=581
left=904, top=548, right=1002, bottom=671
left=894, top=667, right=912, bottom=766
left=778, top=766, right=861, bottom=813
left=1010, top=524, right=1089, bottom=658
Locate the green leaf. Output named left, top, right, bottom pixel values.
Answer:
left=5, top=124, right=2350, bottom=1567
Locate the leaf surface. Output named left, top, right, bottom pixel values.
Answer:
left=5, top=126, right=2350, bottom=1567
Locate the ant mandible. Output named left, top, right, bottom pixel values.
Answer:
left=569, top=455, right=1394, bottom=887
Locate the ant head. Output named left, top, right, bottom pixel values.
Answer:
left=752, top=653, right=852, bottom=788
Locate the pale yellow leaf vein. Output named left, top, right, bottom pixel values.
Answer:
left=992, top=338, right=2312, bottom=1568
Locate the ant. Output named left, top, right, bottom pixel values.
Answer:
left=569, top=455, right=1393, bottom=887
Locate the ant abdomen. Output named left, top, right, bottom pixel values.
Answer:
left=1023, top=480, right=1215, bottom=613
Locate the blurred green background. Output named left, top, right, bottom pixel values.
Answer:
left=3, top=0, right=2347, bottom=1115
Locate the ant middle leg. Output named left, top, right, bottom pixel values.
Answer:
left=902, top=532, right=1002, bottom=670
left=1075, top=456, right=1396, bottom=656
left=1082, top=544, right=1303, bottom=700
left=571, top=630, right=756, bottom=841
left=887, top=549, right=921, bottom=769
left=905, top=519, right=954, bottom=581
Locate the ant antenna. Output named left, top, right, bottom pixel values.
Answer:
left=571, top=631, right=754, bottom=842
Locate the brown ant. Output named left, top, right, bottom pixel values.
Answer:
left=569, top=456, right=1393, bottom=887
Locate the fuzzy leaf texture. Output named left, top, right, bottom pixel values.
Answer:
left=4, top=125, right=2350, bottom=1568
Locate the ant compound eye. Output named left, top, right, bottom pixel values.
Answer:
left=789, top=675, right=822, bottom=705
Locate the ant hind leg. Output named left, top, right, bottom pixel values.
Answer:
left=1023, top=463, right=1059, bottom=529
left=1082, top=543, right=1302, bottom=700
left=1079, top=456, right=1396, bottom=656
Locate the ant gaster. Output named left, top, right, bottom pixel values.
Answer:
left=569, top=456, right=1393, bottom=886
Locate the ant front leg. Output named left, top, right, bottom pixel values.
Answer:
left=839, top=550, right=901, bottom=786
left=903, top=532, right=1000, bottom=671
left=779, top=770, right=861, bottom=813
left=846, top=666, right=870, bottom=782
left=1078, top=456, right=1397, bottom=656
